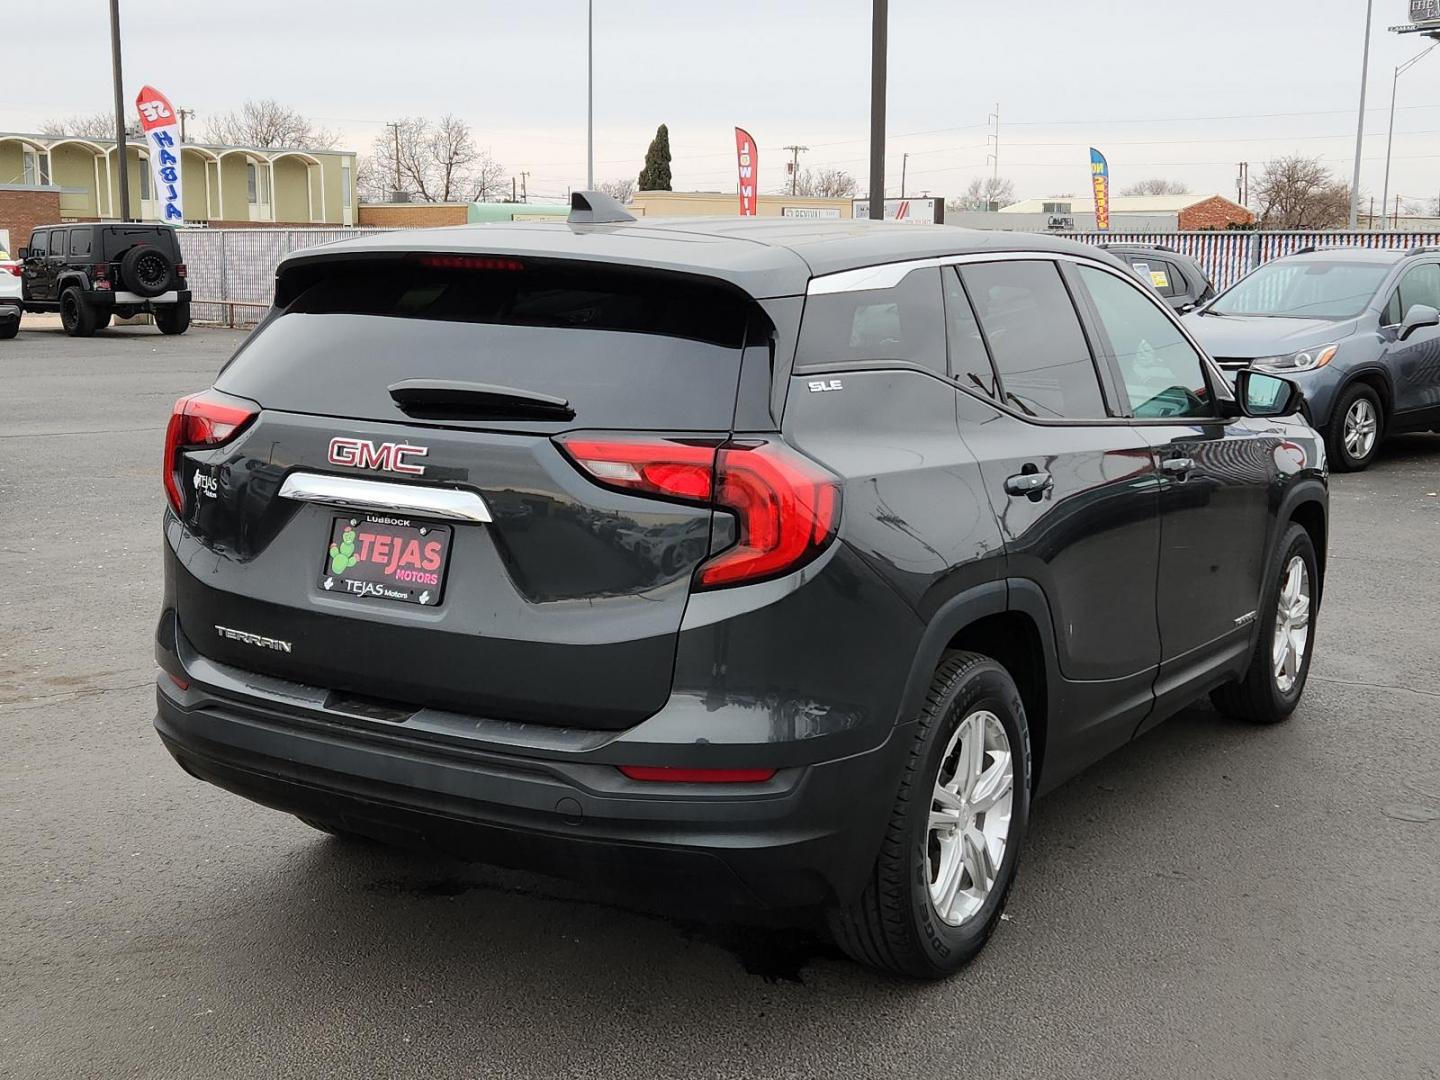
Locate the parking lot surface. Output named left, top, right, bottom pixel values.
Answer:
left=3, top=323, right=1438, bottom=1080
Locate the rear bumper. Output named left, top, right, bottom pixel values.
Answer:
left=153, top=652, right=909, bottom=911
left=0, top=302, right=18, bottom=323
left=90, top=288, right=190, bottom=307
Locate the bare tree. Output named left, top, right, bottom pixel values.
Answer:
left=1120, top=178, right=1189, bottom=197
left=360, top=117, right=505, bottom=203
left=203, top=99, right=338, bottom=149
left=596, top=178, right=635, bottom=203
left=41, top=112, right=116, bottom=140
left=948, top=176, right=1016, bottom=212
left=1252, top=155, right=1351, bottom=230
left=793, top=167, right=857, bottom=199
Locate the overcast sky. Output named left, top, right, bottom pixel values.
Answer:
left=7, top=0, right=1440, bottom=209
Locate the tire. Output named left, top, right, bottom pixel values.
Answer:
left=93, top=311, right=111, bottom=330
left=155, top=302, right=190, bottom=336
left=119, top=245, right=173, bottom=298
left=827, top=651, right=1032, bottom=979
left=0, top=320, right=17, bottom=340
left=1211, top=522, right=1319, bottom=724
left=59, top=287, right=98, bottom=338
left=1326, top=383, right=1383, bottom=472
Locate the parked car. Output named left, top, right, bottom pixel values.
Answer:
left=0, top=247, right=21, bottom=339
left=154, top=198, right=1328, bottom=979
left=1103, top=243, right=1216, bottom=313
left=1186, top=245, right=1440, bottom=470
left=19, top=223, right=190, bottom=337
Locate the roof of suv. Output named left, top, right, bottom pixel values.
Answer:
left=285, top=217, right=1115, bottom=299
left=1276, top=246, right=1419, bottom=265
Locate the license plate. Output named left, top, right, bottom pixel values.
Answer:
left=319, top=514, right=452, bottom=606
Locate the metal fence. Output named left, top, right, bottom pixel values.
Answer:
left=177, top=228, right=395, bottom=326
left=177, top=226, right=1440, bottom=326
left=1064, top=230, right=1440, bottom=292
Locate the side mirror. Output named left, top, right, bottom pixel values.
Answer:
left=15, top=247, right=29, bottom=260
left=1235, top=369, right=1303, bottom=419
left=1399, top=303, right=1439, bottom=341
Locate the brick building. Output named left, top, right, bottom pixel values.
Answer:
left=998, top=193, right=1254, bottom=231
left=0, top=184, right=62, bottom=253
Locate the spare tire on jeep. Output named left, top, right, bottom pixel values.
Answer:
left=119, top=245, right=173, bottom=298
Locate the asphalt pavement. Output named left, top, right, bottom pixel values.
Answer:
left=2, top=322, right=1438, bottom=1080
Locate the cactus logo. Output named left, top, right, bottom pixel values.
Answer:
left=329, top=527, right=361, bottom=575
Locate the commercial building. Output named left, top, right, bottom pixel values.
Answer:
left=997, top=193, right=1254, bottom=231
left=627, top=191, right=855, bottom=218
left=0, top=131, right=357, bottom=245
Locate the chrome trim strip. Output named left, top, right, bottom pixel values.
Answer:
left=278, top=472, right=492, bottom=523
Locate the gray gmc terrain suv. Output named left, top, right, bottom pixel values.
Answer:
left=155, top=195, right=1328, bottom=978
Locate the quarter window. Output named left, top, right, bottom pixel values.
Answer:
left=959, top=260, right=1108, bottom=419
left=70, top=230, right=92, bottom=258
left=1077, top=265, right=1214, bottom=420
left=795, top=267, right=946, bottom=376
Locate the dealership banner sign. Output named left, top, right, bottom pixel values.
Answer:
left=136, top=85, right=183, bottom=223
left=735, top=128, right=758, bottom=216
left=1089, top=147, right=1110, bottom=232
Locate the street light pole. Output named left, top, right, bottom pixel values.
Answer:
left=868, top=0, right=887, bottom=220
left=1348, top=0, right=1374, bottom=229
left=586, top=0, right=594, bottom=191
left=109, top=0, right=131, bottom=222
left=1381, top=42, right=1437, bottom=230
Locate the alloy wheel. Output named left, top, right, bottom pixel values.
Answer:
left=928, top=709, right=1014, bottom=927
left=1272, top=555, right=1311, bottom=694
left=1343, top=398, right=1378, bottom=461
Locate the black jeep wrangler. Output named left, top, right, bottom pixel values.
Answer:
left=19, top=223, right=191, bottom=337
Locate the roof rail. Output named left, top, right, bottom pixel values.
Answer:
left=568, top=190, right=635, bottom=225
left=1405, top=244, right=1440, bottom=257
left=1293, top=245, right=1317, bottom=255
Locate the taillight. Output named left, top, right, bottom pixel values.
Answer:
left=617, top=766, right=776, bottom=784
left=555, top=434, right=841, bottom=589
left=175, top=262, right=187, bottom=279
left=0, top=262, right=19, bottom=277
left=163, top=389, right=257, bottom=513
left=418, top=254, right=524, bottom=272
left=91, top=262, right=110, bottom=290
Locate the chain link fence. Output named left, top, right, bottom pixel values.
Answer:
left=177, top=226, right=1440, bottom=326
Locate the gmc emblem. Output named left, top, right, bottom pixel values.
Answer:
left=327, top=437, right=429, bottom=476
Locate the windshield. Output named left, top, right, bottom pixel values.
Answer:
left=1209, top=259, right=1390, bottom=319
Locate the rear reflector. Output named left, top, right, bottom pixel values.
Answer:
left=555, top=434, right=840, bottom=589
left=163, top=388, right=258, bottom=513
left=166, top=672, right=190, bottom=691
left=618, top=766, right=776, bottom=784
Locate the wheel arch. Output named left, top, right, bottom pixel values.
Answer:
left=1282, top=487, right=1328, bottom=606
left=1337, top=366, right=1394, bottom=423
left=897, top=580, right=1059, bottom=791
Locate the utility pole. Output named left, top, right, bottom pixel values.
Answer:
left=900, top=152, right=908, bottom=199
left=520, top=171, right=530, bottom=203
left=987, top=103, right=1000, bottom=192
left=586, top=0, right=594, bottom=190
left=176, top=107, right=194, bottom=144
left=1236, top=161, right=1249, bottom=206
left=109, top=0, right=131, bottom=222
left=868, top=0, right=887, bottom=220
left=783, top=145, right=809, bottom=196
left=512, top=176, right=518, bottom=203
left=1349, top=0, right=1374, bottom=229
left=386, top=121, right=402, bottom=196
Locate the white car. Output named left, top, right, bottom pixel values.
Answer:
left=0, top=249, right=21, bottom=339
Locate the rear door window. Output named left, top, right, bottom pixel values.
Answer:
left=218, top=259, right=756, bottom=431
left=49, top=231, right=67, bottom=258
left=795, top=267, right=946, bottom=376
left=959, top=260, right=1109, bottom=419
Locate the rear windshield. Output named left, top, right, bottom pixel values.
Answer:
left=218, top=259, right=755, bottom=431
left=1210, top=259, right=1390, bottom=319
left=100, top=226, right=180, bottom=260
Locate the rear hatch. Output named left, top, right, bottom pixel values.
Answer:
left=169, top=253, right=763, bottom=729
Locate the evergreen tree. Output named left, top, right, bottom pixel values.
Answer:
left=637, top=124, right=673, bottom=191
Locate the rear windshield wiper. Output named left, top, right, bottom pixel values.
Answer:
left=387, top=379, right=575, bottom=421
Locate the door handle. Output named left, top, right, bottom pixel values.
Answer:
left=1004, top=470, right=1053, bottom=497
left=1160, top=456, right=1194, bottom=475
